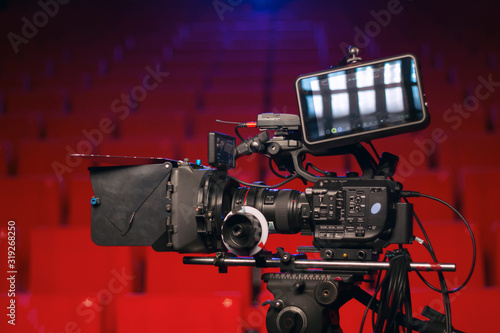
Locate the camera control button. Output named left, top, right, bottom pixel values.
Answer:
left=355, top=229, right=365, bottom=237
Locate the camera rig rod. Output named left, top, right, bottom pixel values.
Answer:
left=182, top=255, right=455, bottom=272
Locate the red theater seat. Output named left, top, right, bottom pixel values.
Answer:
left=191, top=110, right=260, bottom=141
left=437, top=132, right=500, bottom=181
left=116, top=293, right=243, bottom=333
left=274, top=37, right=317, bottom=51
left=217, top=50, right=268, bottom=64
left=215, top=62, right=266, bottom=79
left=202, top=89, right=264, bottom=110
left=0, top=113, right=43, bottom=142
left=427, top=104, right=488, bottom=133
left=119, top=113, right=188, bottom=141
left=422, top=68, right=464, bottom=105
left=181, top=39, right=225, bottom=51
left=133, top=89, right=197, bottom=115
left=44, top=114, right=119, bottom=139
left=459, top=166, right=500, bottom=269
left=0, top=139, right=12, bottom=175
left=70, top=89, right=125, bottom=115
left=404, top=220, right=484, bottom=289
left=227, top=39, right=269, bottom=50
left=210, top=76, right=264, bottom=93
left=66, top=173, right=94, bottom=226
left=171, top=49, right=216, bottom=64
left=5, top=89, right=68, bottom=115
left=145, top=250, right=253, bottom=309
left=0, top=293, right=101, bottom=333
left=399, top=169, right=455, bottom=221
left=30, top=227, right=135, bottom=294
left=269, top=89, right=298, bottom=111
left=273, top=62, right=319, bottom=78
left=16, top=138, right=96, bottom=180
left=0, top=175, right=62, bottom=226
left=180, top=138, right=208, bottom=164
left=494, top=223, right=500, bottom=286
left=0, top=175, right=62, bottom=291
left=409, top=287, right=500, bottom=333
left=98, top=138, right=178, bottom=161
left=326, top=287, right=391, bottom=333
left=372, top=133, right=435, bottom=176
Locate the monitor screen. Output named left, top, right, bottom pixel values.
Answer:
left=296, top=54, right=428, bottom=148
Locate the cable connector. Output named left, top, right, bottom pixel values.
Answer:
left=401, top=190, right=421, bottom=197
left=414, top=236, right=424, bottom=245
left=237, top=121, right=257, bottom=128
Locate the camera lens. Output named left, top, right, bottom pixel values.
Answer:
left=233, top=188, right=307, bottom=235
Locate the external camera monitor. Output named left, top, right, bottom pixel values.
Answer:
left=295, top=54, right=429, bottom=149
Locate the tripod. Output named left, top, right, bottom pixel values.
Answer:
left=184, top=249, right=463, bottom=333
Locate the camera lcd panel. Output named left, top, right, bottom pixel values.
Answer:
left=296, top=54, right=429, bottom=148
left=208, top=132, right=236, bottom=169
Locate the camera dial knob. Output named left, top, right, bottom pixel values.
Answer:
left=276, top=306, right=307, bottom=333
left=314, top=281, right=339, bottom=305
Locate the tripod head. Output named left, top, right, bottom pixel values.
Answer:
left=184, top=247, right=458, bottom=333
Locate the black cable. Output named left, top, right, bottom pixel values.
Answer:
left=367, top=140, right=379, bottom=159
left=372, top=250, right=412, bottom=332
left=406, top=198, right=444, bottom=294
left=234, top=125, right=245, bottom=142
left=402, top=191, right=477, bottom=294
left=364, top=141, right=416, bottom=332
left=400, top=192, right=478, bottom=333
left=407, top=198, right=436, bottom=253
left=305, top=162, right=328, bottom=175
left=268, top=157, right=289, bottom=179
left=366, top=141, right=456, bottom=332
left=229, top=172, right=298, bottom=189
left=372, top=269, right=385, bottom=329
left=359, top=267, right=386, bottom=333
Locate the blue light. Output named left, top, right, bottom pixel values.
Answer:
left=371, top=203, right=382, bottom=215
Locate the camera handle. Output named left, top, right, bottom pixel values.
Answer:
left=287, top=143, right=379, bottom=183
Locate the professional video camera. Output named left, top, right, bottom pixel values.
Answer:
left=78, top=49, right=472, bottom=332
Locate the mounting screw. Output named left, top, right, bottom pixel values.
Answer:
left=348, top=46, right=360, bottom=56
left=293, top=280, right=306, bottom=293
left=90, top=197, right=100, bottom=206
left=347, top=46, right=362, bottom=64
left=282, top=253, right=291, bottom=263
left=324, top=249, right=333, bottom=259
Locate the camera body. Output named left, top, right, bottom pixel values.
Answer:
left=89, top=157, right=411, bottom=258
left=80, top=52, right=468, bottom=333
left=306, top=177, right=403, bottom=250
left=88, top=53, right=426, bottom=258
